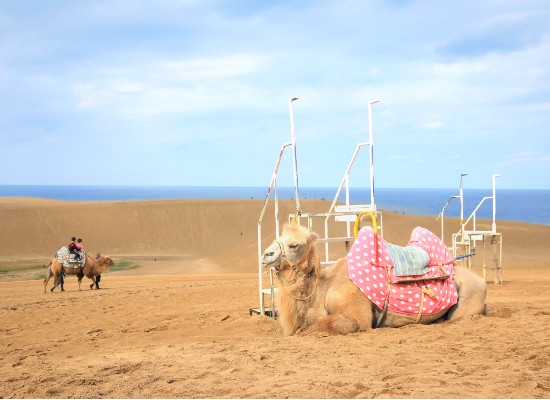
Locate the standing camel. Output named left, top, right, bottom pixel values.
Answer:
left=261, top=223, right=487, bottom=335
left=44, top=254, right=114, bottom=293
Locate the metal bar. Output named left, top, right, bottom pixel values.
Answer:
left=289, top=97, right=300, bottom=215
left=345, top=176, right=351, bottom=237
left=492, top=174, right=500, bottom=232
left=325, top=142, right=369, bottom=219
left=368, top=99, right=380, bottom=210
left=258, top=142, right=291, bottom=225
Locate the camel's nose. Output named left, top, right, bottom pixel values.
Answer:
left=262, top=244, right=280, bottom=267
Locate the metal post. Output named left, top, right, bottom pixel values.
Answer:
left=459, top=173, right=468, bottom=224
left=345, top=176, right=351, bottom=237
left=368, top=99, right=380, bottom=210
left=492, top=174, right=500, bottom=232
left=459, top=173, right=468, bottom=246
left=290, top=97, right=300, bottom=216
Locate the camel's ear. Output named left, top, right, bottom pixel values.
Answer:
left=307, top=231, right=319, bottom=244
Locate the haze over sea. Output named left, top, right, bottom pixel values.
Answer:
left=1, top=185, right=548, bottom=226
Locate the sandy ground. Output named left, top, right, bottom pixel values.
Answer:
left=1, top=198, right=550, bottom=398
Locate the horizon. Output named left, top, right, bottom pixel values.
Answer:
left=0, top=183, right=548, bottom=191
left=1, top=183, right=549, bottom=191
left=0, top=184, right=548, bottom=225
left=1, top=1, right=549, bottom=190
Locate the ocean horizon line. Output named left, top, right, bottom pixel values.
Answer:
left=0, top=185, right=548, bottom=225
left=1, top=184, right=548, bottom=191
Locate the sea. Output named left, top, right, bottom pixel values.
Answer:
left=1, top=185, right=549, bottom=226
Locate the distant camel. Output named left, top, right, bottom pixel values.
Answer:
left=261, top=223, right=487, bottom=335
left=44, top=254, right=114, bottom=293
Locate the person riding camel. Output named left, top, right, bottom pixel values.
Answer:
left=68, top=237, right=77, bottom=260
left=75, top=238, right=84, bottom=261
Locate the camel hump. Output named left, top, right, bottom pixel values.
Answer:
left=408, top=227, right=453, bottom=266
left=347, top=226, right=458, bottom=316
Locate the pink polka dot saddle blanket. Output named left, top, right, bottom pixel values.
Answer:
left=346, top=226, right=458, bottom=318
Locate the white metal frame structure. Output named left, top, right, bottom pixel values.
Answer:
left=255, top=98, right=383, bottom=316
left=433, top=173, right=468, bottom=241
left=256, top=97, right=300, bottom=316
left=452, top=174, right=503, bottom=284
left=292, top=99, right=383, bottom=266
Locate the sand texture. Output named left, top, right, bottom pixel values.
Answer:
left=1, top=198, right=549, bottom=398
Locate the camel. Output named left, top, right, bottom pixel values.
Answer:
left=261, top=223, right=487, bottom=335
left=43, top=254, right=114, bottom=293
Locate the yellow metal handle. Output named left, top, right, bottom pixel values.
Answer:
left=290, top=208, right=302, bottom=224
left=354, top=211, right=378, bottom=237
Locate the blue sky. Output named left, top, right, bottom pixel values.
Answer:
left=1, top=0, right=549, bottom=189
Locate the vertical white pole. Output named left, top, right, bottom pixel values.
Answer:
left=257, top=224, right=264, bottom=315
left=441, top=213, right=445, bottom=243
left=459, top=173, right=468, bottom=242
left=290, top=97, right=300, bottom=214
left=492, top=174, right=500, bottom=232
left=368, top=99, right=380, bottom=210
left=345, top=176, right=351, bottom=237
left=459, top=173, right=468, bottom=224
left=274, top=177, right=280, bottom=237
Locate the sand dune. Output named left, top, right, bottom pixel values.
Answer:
left=1, top=198, right=549, bottom=398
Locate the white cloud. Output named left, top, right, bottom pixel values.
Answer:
left=161, top=54, right=269, bottom=80
left=424, top=121, right=443, bottom=129
left=433, top=61, right=491, bottom=77
left=68, top=53, right=272, bottom=117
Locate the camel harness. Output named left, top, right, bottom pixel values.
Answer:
left=274, top=240, right=318, bottom=301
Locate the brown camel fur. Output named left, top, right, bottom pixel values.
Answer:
left=43, top=254, right=114, bottom=293
left=262, top=224, right=487, bottom=336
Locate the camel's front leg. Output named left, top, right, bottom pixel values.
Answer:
left=88, top=276, right=98, bottom=290
left=308, top=314, right=360, bottom=335
left=323, top=281, right=375, bottom=333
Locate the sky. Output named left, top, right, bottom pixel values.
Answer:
left=1, top=0, right=549, bottom=190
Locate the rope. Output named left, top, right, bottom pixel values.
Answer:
left=416, top=286, right=437, bottom=323
left=374, top=264, right=393, bottom=328
left=268, top=284, right=279, bottom=341
left=280, top=277, right=318, bottom=301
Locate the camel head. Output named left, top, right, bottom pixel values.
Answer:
left=262, top=224, right=320, bottom=278
left=97, top=256, right=115, bottom=270
left=105, top=256, right=115, bottom=268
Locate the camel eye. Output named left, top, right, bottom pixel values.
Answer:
left=288, top=243, right=300, bottom=249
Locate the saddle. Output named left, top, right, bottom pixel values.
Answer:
left=56, top=246, right=86, bottom=269
left=346, top=226, right=458, bottom=320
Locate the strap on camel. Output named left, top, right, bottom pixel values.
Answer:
left=353, top=212, right=388, bottom=328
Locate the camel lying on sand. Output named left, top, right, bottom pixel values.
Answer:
left=261, top=223, right=487, bottom=335
left=44, top=254, right=114, bottom=293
